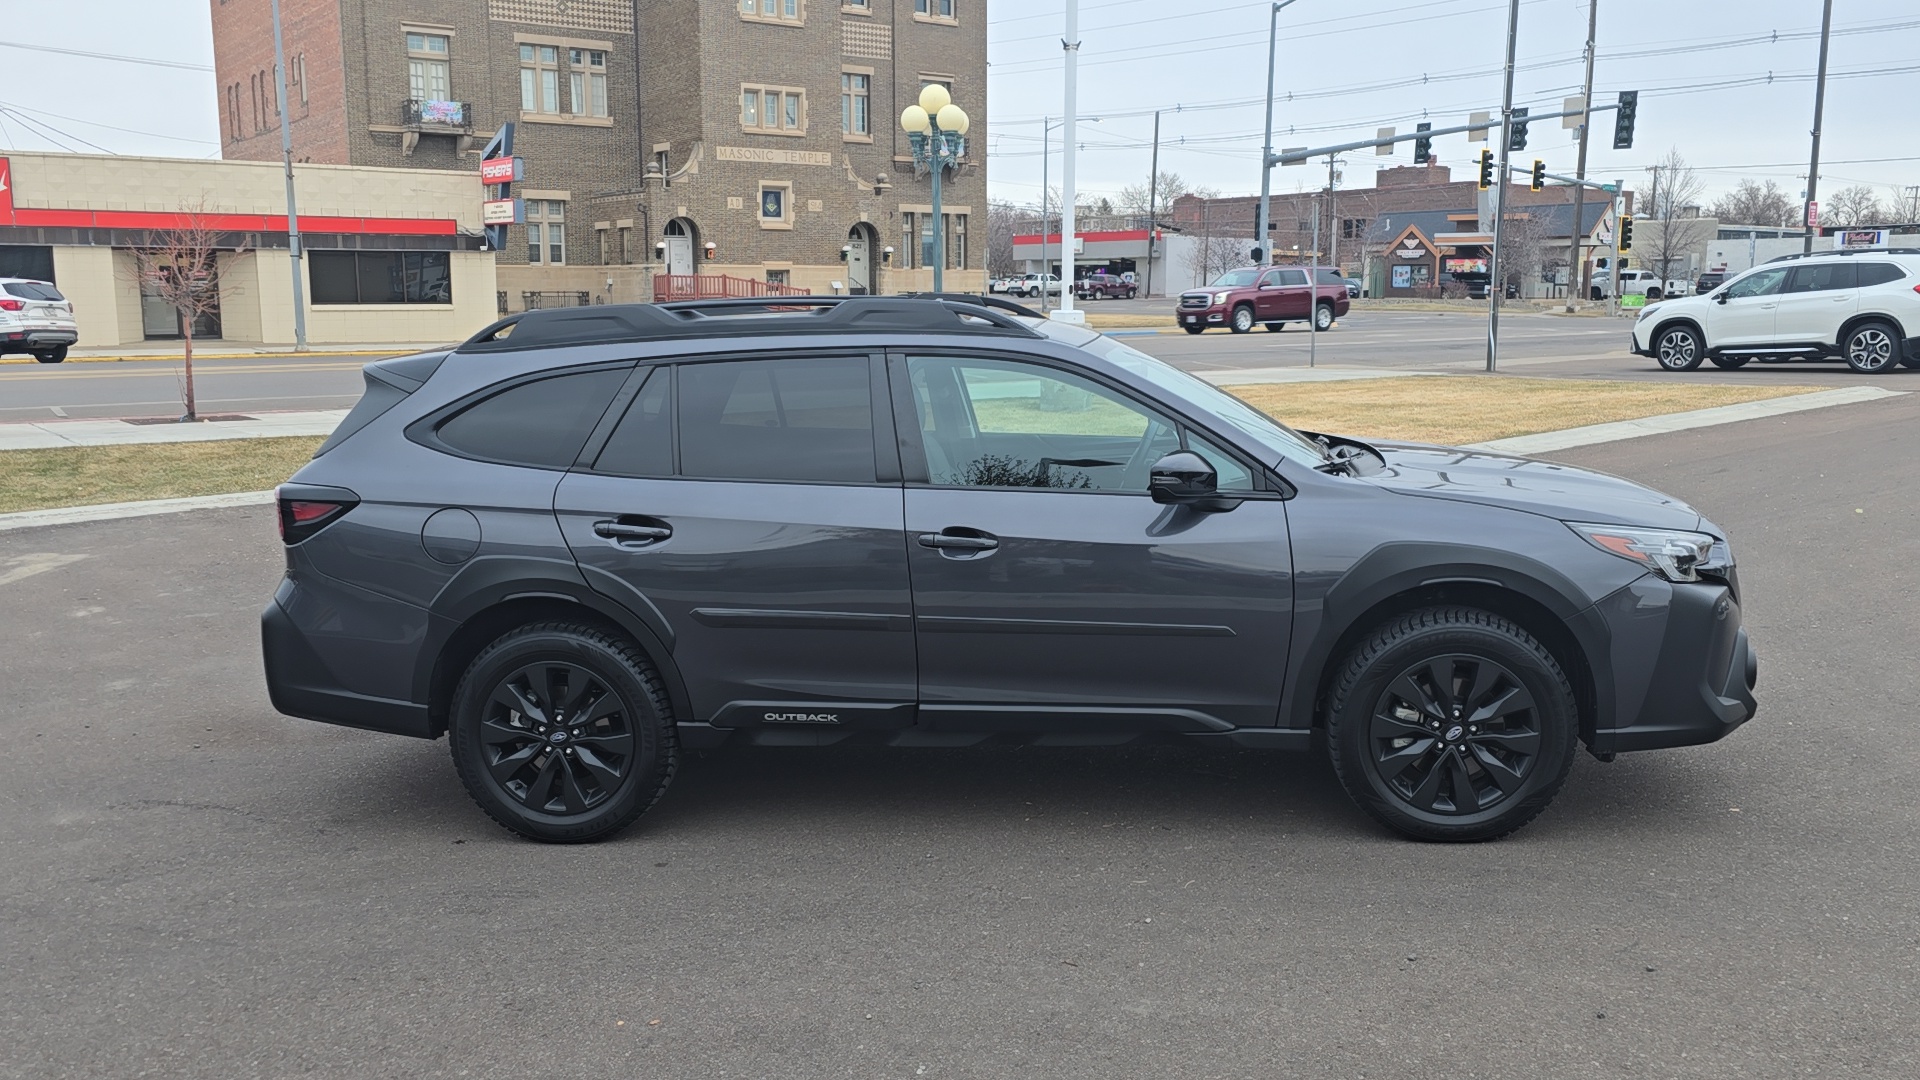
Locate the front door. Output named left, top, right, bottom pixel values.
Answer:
left=555, top=354, right=918, bottom=736
left=664, top=235, right=693, bottom=277
left=1774, top=262, right=1858, bottom=345
left=896, top=352, right=1295, bottom=733
left=848, top=229, right=872, bottom=294
left=1707, top=264, right=1787, bottom=348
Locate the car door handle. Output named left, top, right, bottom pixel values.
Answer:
left=593, top=520, right=672, bottom=543
left=917, top=531, right=999, bottom=552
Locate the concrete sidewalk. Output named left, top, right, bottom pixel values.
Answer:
left=0, top=341, right=445, bottom=365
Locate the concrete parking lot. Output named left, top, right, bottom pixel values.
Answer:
left=3, top=390, right=1917, bottom=1078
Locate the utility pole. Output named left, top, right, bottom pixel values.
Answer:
left=270, top=0, right=308, bottom=350
left=1564, top=0, right=1598, bottom=312
left=1041, top=116, right=1051, bottom=312
left=1055, top=0, right=1084, bottom=322
left=1609, top=182, right=1623, bottom=318
left=1257, top=1, right=1298, bottom=267
left=1145, top=110, right=1161, bottom=299
left=1803, top=0, right=1834, bottom=252
left=1485, top=0, right=1520, bottom=373
left=1308, top=193, right=1319, bottom=368
left=1327, top=155, right=1339, bottom=273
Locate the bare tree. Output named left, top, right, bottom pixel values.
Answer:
left=1825, top=184, right=1886, bottom=227
left=127, top=203, right=240, bottom=421
left=1118, top=171, right=1208, bottom=216
left=985, top=200, right=1024, bottom=278
left=1710, top=179, right=1797, bottom=227
left=1887, top=184, right=1920, bottom=225
left=1182, top=235, right=1248, bottom=288
left=1642, top=150, right=1713, bottom=283
left=1496, top=209, right=1552, bottom=298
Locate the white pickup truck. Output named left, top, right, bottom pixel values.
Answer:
left=1590, top=269, right=1690, bottom=301
left=1013, top=273, right=1063, bottom=298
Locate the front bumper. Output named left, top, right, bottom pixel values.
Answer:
left=1177, top=304, right=1227, bottom=328
left=1591, top=578, right=1758, bottom=755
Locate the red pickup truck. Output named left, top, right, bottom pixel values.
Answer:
left=1074, top=272, right=1138, bottom=300
left=1177, top=264, right=1350, bottom=334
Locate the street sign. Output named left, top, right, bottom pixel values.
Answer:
left=1562, top=95, right=1586, bottom=129
left=482, top=197, right=525, bottom=225
left=1806, top=201, right=1820, bottom=228
left=1375, top=128, right=1395, bottom=156
left=1280, top=147, right=1307, bottom=166
left=481, top=156, right=523, bottom=184
left=1468, top=111, right=1492, bottom=143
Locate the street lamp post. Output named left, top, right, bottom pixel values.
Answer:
left=1256, top=0, right=1299, bottom=268
left=901, top=84, right=970, bottom=293
left=1040, top=115, right=1099, bottom=312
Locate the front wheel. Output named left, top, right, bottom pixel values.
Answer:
left=1326, top=608, right=1578, bottom=842
left=1126, top=288, right=1137, bottom=300
left=1229, top=305, right=1255, bottom=334
left=449, top=622, right=678, bottom=843
left=1183, top=325, right=1206, bottom=335
left=1314, top=302, right=1335, bottom=331
left=1844, top=320, right=1901, bottom=374
left=1654, top=324, right=1705, bottom=371
left=1646, top=288, right=1663, bottom=301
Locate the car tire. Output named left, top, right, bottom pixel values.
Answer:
left=449, top=621, right=678, bottom=843
left=1229, top=305, right=1255, bottom=334
left=1589, top=286, right=1604, bottom=301
left=33, top=346, right=67, bottom=364
left=1325, top=607, right=1578, bottom=842
left=1314, top=302, right=1335, bottom=331
left=1126, top=289, right=1137, bottom=300
left=1263, top=322, right=1286, bottom=333
left=1654, top=324, right=1705, bottom=371
left=1710, top=355, right=1750, bottom=370
left=1843, top=320, right=1901, bottom=374
left=1646, top=288, right=1663, bottom=301
left=1183, top=325, right=1206, bottom=335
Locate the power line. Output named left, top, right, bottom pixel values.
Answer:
left=0, top=100, right=219, bottom=146
left=0, top=40, right=213, bottom=73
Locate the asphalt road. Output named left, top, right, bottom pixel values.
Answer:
left=6, top=310, right=1911, bottom=422
left=3, top=392, right=1917, bottom=1078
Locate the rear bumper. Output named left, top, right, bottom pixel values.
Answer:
left=1, top=328, right=78, bottom=350
left=261, top=584, right=434, bottom=739
left=1591, top=580, right=1758, bottom=755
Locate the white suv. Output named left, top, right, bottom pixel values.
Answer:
left=0, top=277, right=78, bottom=364
left=1630, top=250, right=1920, bottom=374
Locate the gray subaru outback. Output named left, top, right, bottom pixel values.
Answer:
left=262, top=296, right=1757, bottom=843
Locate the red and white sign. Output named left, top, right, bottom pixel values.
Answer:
left=1806, top=201, right=1819, bottom=228
left=481, top=156, right=522, bottom=185
left=0, top=157, right=14, bottom=222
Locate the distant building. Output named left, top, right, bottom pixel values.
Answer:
left=210, top=0, right=986, bottom=308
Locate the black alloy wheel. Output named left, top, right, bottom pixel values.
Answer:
left=450, top=622, right=676, bottom=842
left=1655, top=325, right=1705, bottom=371
left=1844, top=321, right=1900, bottom=374
left=1327, top=608, right=1577, bottom=841
left=1230, top=305, right=1256, bottom=334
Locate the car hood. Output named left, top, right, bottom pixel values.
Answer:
left=1362, top=442, right=1709, bottom=534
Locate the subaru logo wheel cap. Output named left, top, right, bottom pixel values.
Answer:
left=548, top=730, right=569, bottom=744
left=1445, top=725, right=1465, bottom=742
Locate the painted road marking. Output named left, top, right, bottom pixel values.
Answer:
left=0, top=553, right=90, bottom=586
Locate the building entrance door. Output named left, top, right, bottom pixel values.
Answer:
left=664, top=219, right=695, bottom=276
left=139, top=267, right=221, bottom=340
left=847, top=227, right=872, bottom=294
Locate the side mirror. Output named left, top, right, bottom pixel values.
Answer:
left=1149, top=451, right=1218, bottom=504
left=1715, top=293, right=1729, bottom=304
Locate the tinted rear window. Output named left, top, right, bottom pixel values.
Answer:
left=677, top=357, right=875, bottom=483
left=593, top=367, right=674, bottom=477
left=1787, top=263, right=1856, bottom=292
left=1315, top=269, right=1346, bottom=286
left=4, top=282, right=65, bottom=302
left=1857, top=263, right=1907, bottom=287
left=435, top=366, right=630, bottom=469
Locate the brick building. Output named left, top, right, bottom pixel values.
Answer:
left=211, top=0, right=986, bottom=308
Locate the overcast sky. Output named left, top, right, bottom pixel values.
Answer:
left=1, top=0, right=1915, bottom=213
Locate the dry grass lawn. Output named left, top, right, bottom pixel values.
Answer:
left=1228, top=376, right=1818, bottom=446
left=0, top=436, right=324, bottom=514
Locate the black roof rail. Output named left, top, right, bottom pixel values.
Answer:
left=1764, top=247, right=1920, bottom=263
left=897, top=292, right=1043, bottom=319
left=455, top=295, right=1042, bottom=353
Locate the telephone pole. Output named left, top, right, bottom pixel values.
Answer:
left=1803, top=0, right=1834, bottom=253
left=1485, top=0, right=1520, bottom=372
left=1145, top=110, right=1161, bottom=299
left=270, top=0, right=308, bottom=350
left=1564, top=0, right=1598, bottom=312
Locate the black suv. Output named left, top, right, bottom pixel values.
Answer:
left=263, top=296, right=1757, bottom=843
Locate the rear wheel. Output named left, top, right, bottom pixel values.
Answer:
left=1646, top=287, right=1664, bottom=301
left=1844, top=320, right=1900, bottom=374
left=1710, top=355, right=1750, bottom=370
left=1229, top=305, right=1255, bottom=334
left=450, top=622, right=677, bottom=843
left=1314, top=302, right=1335, bottom=331
left=1263, top=322, right=1286, bottom=333
left=1654, top=324, right=1705, bottom=371
left=1589, top=286, right=1604, bottom=301
left=32, top=346, right=67, bottom=364
left=1326, top=607, right=1578, bottom=842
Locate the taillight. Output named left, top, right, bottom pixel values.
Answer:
left=277, top=493, right=356, bottom=544
left=0, top=299, right=22, bottom=311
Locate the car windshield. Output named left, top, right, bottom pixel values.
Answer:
left=1069, top=332, right=1329, bottom=467
left=1210, top=269, right=1262, bottom=288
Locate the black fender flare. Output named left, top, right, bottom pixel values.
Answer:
left=1277, top=542, right=1615, bottom=736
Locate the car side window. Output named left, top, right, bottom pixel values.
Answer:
left=1186, top=432, right=1255, bottom=492
left=1786, top=263, right=1857, bottom=292
left=592, top=366, right=674, bottom=477
left=906, top=356, right=1179, bottom=493
left=1257, top=270, right=1284, bottom=288
left=1275, top=269, right=1309, bottom=287
left=1725, top=267, right=1788, bottom=299
left=677, top=356, right=877, bottom=484
left=1857, top=263, right=1906, bottom=287
left=1315, top=268, right=1346, bottom=286
left=434, top=366, right=630, bottom=469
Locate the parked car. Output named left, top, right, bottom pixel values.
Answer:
left=1074, top=272, right=1137, bottom=300
left=1591, top=268, right=1687, bottom=301
left=1694, top=271, right=1727, bottom=295
left=1177, top=265, right=1350, bottom=334
left=988, top=276, right=1022, bottom=295
left=263, top=294, right=1757, bottom=844
left=1344, top=277, right=1362, bottom=299
left=1631, top=249, right=1920, bottom=373
left=0, top=278, right=78, bottom=363
left=1014, top=273, right=1062, bottom=298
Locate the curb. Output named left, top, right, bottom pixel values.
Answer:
left=0, top=490, right=275, bottom=533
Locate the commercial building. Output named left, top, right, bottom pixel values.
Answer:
left=210, top=0, right=986, bottom=305
left=0, top=151, right=493, bottom=347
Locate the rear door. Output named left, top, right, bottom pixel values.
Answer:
left=1774, top=262, right=1857, bottom=345
left=554, top=353, right=919, bottom=735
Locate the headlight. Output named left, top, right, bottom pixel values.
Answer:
left=1635, top=305, right=1655, bottom=321
left=1213, top=291, right=1231, bottom=305
left=1567, top=522, right=1719, bottom=583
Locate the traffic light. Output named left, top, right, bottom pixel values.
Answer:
left=1619, top=215, right=1634, bottom=252
left=1477, top=149, right=1494, bottom=190
left=1613, top=90, right=1638, bottom=150
left=1508, top=107, right=1529, bottom=152
left=1413, top=122, right=1432, bottom=165
left=1251, top=247, right=1265, bottom=264
left=1530, top=160, right=1546, bottom=192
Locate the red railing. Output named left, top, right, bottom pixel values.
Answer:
left=652, top=274, right=812, bottom=302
